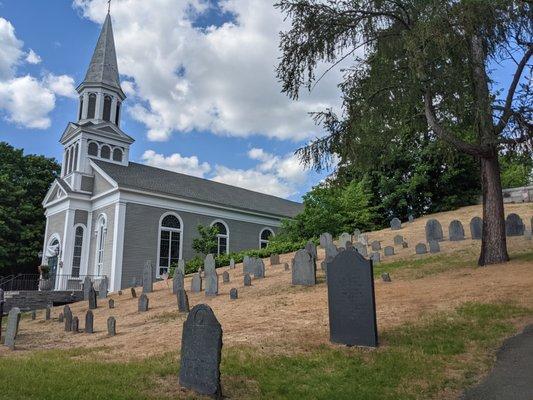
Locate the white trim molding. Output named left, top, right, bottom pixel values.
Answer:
left=110, top=202, right=126, bottom=291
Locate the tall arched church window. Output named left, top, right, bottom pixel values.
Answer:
left=212, top=221, right=229, bottom=255
left=65, top=148, right=71, bottom=174
left=158, top=214, right=182, bottom=277
left=73, top=143, right=79, bottom=172
left=114, top=102, right=121, bottom=125
left=68, top=146, right=75, bottom=174
left=100, top=145, right=111, bottom=159
left=112, top=148, right=123, bottom=162
left=87, top=93, right=97, bottom=119
left=259, top=228, right=274, bottom=249
left=103, top=95, right=112, bottom=122
left=94, top=215, right=107, bottom=277
left=88, top=142, right=98, bottom=156
left=79, top=96, right=84, bottom=120
left=71, top=226, right=84, bottom=278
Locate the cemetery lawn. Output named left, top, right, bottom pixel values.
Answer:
left=0, top=301, right=531, bottom=399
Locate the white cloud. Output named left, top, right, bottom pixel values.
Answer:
left=25, top=49, right=42, bottom=64
left=73, top=0, right=345, bottom=142
left=44, top=74, right=77, bottom=98
left=0, top=17, right=23, bottom=79
left=141, top=149, right=211, bottom=178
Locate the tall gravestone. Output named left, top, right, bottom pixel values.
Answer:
left=173, top=271, right=184, bottom=294
left=45, top=305, right=51, bottom=321
left=142, top=260, right=154, bottom=293
left=327, top=250, right=378, bottom=347
left=270, top=254, right=280, bottom=265
left=425, top=219, right=443, bottom=242
left=243, top=256, right=253, bottom=275
left=177, top=289, right=190, bottom=313
left=4, top=307, right=21, bottom=350
left=88, top=287, right=97, bottom=310
left=415, top=243, right=427, bottom=254
left=131, top=287, right=137, bottom=298
left=64, top=305, right=73, bottom=332
left=71, top=316, right=79, bottom=333
left=319, top=232, right=333, bottom=248
left=85, top=310, right=94, bottom=334
left=470, top=217, right=483, bottom=240
left=449, top=220, right=465, bottom=241
left=138, top=294, right=149, bottom=312
left=390, top=217, right=401, bottom=230
left=506, top=213, right=525, bottom=236
left=191, top=273, right=202, bottom=293
left=179, top=304, right=223, bottom=399
left=205, top=272, right=219, bottom=297
left=98, top=276, right=109, bottom=299
left=339, top=232, right=352, bottom=248
left=107, top=317, right=116, bottom=336
left=83, top=276, right=92, bottom=301
left=204, top=254, right=216, bottom=276
left=292, top=249, right=316, bottom=286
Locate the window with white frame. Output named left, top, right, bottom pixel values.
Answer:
left=212, top=221, right=229, bottom=255
left=95, top=215, right=107, bottom=276
left=259, top=228, right=274, bottom=249
left=158, top=214, right=182, bottom=276
left=71, top=225, right=84, bottom=278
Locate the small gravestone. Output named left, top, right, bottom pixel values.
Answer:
left=88, top=287, right=97, bottom=310
left=179, top=304, right=223, bottom=399
left=64, top=305, right=73, bottom=332
left=191, top=273, right=202, bottom=293
left=305, top=241, right=317, bottom=260
left=402, top=241, right=409, bottom=248
left=353, top=228, right=361, bottom=237
left=320, top=260, right=326, bottom=271
left=339, top=232, right=352, bottom=247
left=45, top=306, right=51, bottom=321
left=58, top=313, right=64, bottom=323
left=109, top=299, right=115, bottom=309
left=204, top=254, right=216, bottom=276
left=292, top=249, right=316, bottom=286
left=425, top=219, right=443, bottom=242
left=205, top=272, right=219, bottom=297
left=283, top=262, right=290, bottom=271
left=384, top=246, right=394, bottom=256
left=98, top=276, right=109, bottom=299
left=177, top=289, right=190, bottom=313
left=370, top=252, right=380, bottom=264
left=320, top=232, right=333, bottom=248
left=470, top=217, right=483, bottom=239
left=118, top=290, right=122, bottom=296
left=381, top=273, right=391, bottom=282
left=449, top=220, right=465, bottom=241
left=506, top=213, right=525, bottom=236
left=327, top=250, right=378, bottom=347
left=390, top=217, right=401, bottom=230
left=408, top=215, right=414, bottom=223
left=253, top=258, right=265, bottom=279
left=415, top=243, right=427, bottom=254
left=243, top=273, right=251, bottom=286
left=85, top=310, right=94, bottom=334
left=173, top=271, right=184, bottom=294
left=4, top=307, right=21, bottom=350
left=393, top=235, right=404, bottom=245
left=270, top=254, right=280, bottom=265
left=177, top=259, right=186, bottom=275
left=107, top=316, right=116, bottom=336
left=222, top=271, right=229, bottom=283
left=142, top=260, right=154, bottom=293
left=429, top=240, right=440, bottom=253
left=138, top=294, right=149, bottom=312
left=31, top=310, right=36, bottom=320
left=353, top=242, right=367, bottom=257
left=131, top=287, right=137, bottom=298
left=370, top=241, right=381, bottom=251
left=229, top=258, right=235, bottom=269
left=229, top=288, right=238, bottom=300
left=71, top=316, right=79, bottom=333
left=83, top=276, right=92, bottom=301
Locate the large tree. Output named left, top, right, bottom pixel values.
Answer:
left=276, top=0, right=532, bottom=265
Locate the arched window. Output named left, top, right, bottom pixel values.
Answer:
left=45, top=235, right=61, bottom=284
left=100, top=145, right=111, bottom=159
left=112, top=148, right=123, bottom=162
left=259, top=228, right=274, bottom=249
left=79, top=96, right=84, bottom=120
left=212, top=221, right=229, bottom=255
left=65, top=148, right=71, bottom=174
left=68, top=146, right=75, bottom=174
left=114, top=101, right=121, bottom=125
left=88, top=142, right=98, bottom=156
left=103, top=95, right=112, bottom=122
left=87, top=93, right=97, bottom=119
left=71, top=225, right=84, bottom=278
left=158, top=213, right=182, bottom=276
left=94, top=215, right=107, bottom=277
left=73, top=143, right=79, bottom=172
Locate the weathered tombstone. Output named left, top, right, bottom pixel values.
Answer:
left=85, top=310, right=94, bottom=334
left=415, top=243, right=428, bottom=254
left=358, top=234, right=369, bottom=246
left=402, top=241, right=409, bottom=248
left=283, top=262, right=290, bottom=271
left=4, top=307, right=21, bottom=349
left=179, top=304, right=223, bottom=399
left=370, top=241, right=381, bottom=251
left=243, top=273, right=252, bottom=286
left=408, top=215, right=414, bottom=223
left=191, top=273, right=202, bottom=293
left=58, top=313, right=64, bottom=323
left=393, top=235, right=404, bottom=245
left=319, top=232, right=333, bottom=248
left=173, top=271, right=184, bottom=294
left=505, top=213, right=525, bottom=236
left=429, top=240, right=440, bottom=253
left=222, top=271, right=229, bottom=283
left=177, top=289, right=190, bottom=313
left=384, top=246, right=394, bottom=256
left=470, top=217, right=483, bottom=240
left=252, top=258, right=265, bottom=279
left=142, top=260, right=154, bottom=293
left=83, top=276, right=92, bottom=300
left=425, top=219, right=443, bottom=242
left=305, top=241, right=318, bottom=260
left=449, top=220, right=465, bottom=241
left=138, top=293, right=149, bottom=312
left=370, top=252, right=380, bottom=264
left=327, top=250, right=378, bottom=347
left=229, top=288, right=238, bottom=300
left=71, top=316, right=79, bottom=333
left=108, top=299, right=115, bottom=309
left=204, top=254, right=216, bottom=276
left=177, top=259, right=186, bottom=275
left=381, top=272, right=392, bottom=282
left=339, top=232, right=352, bottom=247
left=98, top=276, right=109, bottom=299
left=353, top=242, right=368, bottom=257
left=45, top=305, right=51, bottom=321
left=292, top=249, right=316, bottom=286
left=107, top=316, right=116, bottom=336
left=353, top=228, right=361, bottom=237
left=88, top=287, right=97, bottom=310
left=63, top=305, right=72, bottom=332
left=131, top=287, right=137, bottom=298
left=31, top=310, right=36, bottom=320
left=205, top=272, right=219, bottom=297
left=390, top=217, right=401, bottom=230
left=229, top=258, right=235, bottom=269
left=243, top=255, right=253, bottom=275
left=270, top=254, right=280, bottom=265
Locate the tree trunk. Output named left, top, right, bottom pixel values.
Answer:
left=478, top=154, right=509, bottom=266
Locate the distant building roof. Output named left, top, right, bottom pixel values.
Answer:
left=93, top=160, right=303, bottom=218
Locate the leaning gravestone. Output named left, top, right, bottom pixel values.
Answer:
left=320, top=232, right=333, bottom=248
left=390, top=217, right=401, bottom=230
left=339, top=232, right=352, bottom=247
left=83, top=276, right=92, bottom=301
left=222, top=271, right=229, bottom=283
left=506, top=213, right=525, bottom=236
left=131, top=287, right=137, bottom=298
left=384, top=246, right=394, bottom=256
left=109, top=299, right=115, bottom=309
left=177, top=289, right=190, bottom=313
left=88, top=287, right=97, bottom=310
left=292, top=249, right=316, bottom=286
left=470, top=217, right=483, bottom=240
left=270, top=254, right=280, bottom=265
left=252, top=258, right=265, bottom=279
left=243, top=273, right=252, bottom=286
left=229, top=258, right=235, bottom=269
left=71, top=316, right=79, bottom=333
left=173, top=271, right=184, bottom=294
left=142, top=261, right=154, bottom=293
left=107, top=317, right=116, bottom=336
left=429, top=240, right=440, bottom=253
left=4, top=307, right=21, bottom=350
left=85, top=310, right=94, bottom=334
left=393, top=235, right=404, bottom=245
left=305, top=241, right=318, bottom=260
left=353, top=242, right=367, bottom=257
left=425, top=219, right=444, bottom=242
left=229, top=288, right=238, bottom=300
left=64, top=305, right=73, bottom=332
left=370, top=252, right=380, bottom=264
left=191, top=273, right=202, bottom=293
left=179, top=304, right=223, bottom=399
left=327, top=250, right=378, bottom=347
left=205, top=272, right=219, bottom=297
left=370, top=241, right=381, bottom=251
left=449, top=220, right=465, bottom=241
left=138, top=294, right=149, bottom=312
left=204, top=254, right=216, bottom=276
left=415, top=243, right=428, bottom=254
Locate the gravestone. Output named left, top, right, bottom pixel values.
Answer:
left=339, top=232, right=352, bottom=247
left=205, top=272, right=219, bottom=296
left=4, top=307, right=21, bottom=349
left=292, top=249, right=316, bottom=286
left=415, top=243, right=427, bottom=254
left=222, top=271, right=229, bottom=283
left=243, top=273, right=251, bottom=286
left=138, top=294, right=149, bottom=312
left=408, top=215, right=414, bottom=223
left=118, top=290, right=122, bottom=296
left=58, top=313, right=64, bottom=323
left=425, top=219, right=443, bottom=242
left=253, top=258, right=265, bottom=279
left=177, top=289, right=190, bottom=313
left=229, top=258, right=235, bottom=269
left=429, top=240, right=440, bottom=253
left=85, top=310, right=94, bottom=334
left=506, top=213, right=525, bottom=236
left=326, top=250, right=378, bottom=347
left=131, top=287, right=137, bottom=298
left=229, top=288, right=238, bottom=300
left=98, top=276, right=109, bottom=299
left=370, top=252, right=380, bottom=264
left=390, top=217, right=401, bottom=230
left=64, top=305, right=73, bottom=332
left=353, top=242, right=367, bottom=257
left=142, top=260, right=154, bottom=293
left=305, top=241, right=318, bottom=260
left=384, top=246, right=394, bottom=256
left=381, top=272, right=391, bottom=282
left=470, top=217, right=483, bottom=240
left=177, top=259, right=186, bottom=275
left=173, top=271, right=184, bottom=294
left=179, top=304, right=223, bottom=399
left=393, top=235, right=404, bottom=245
left=270, top=254, right=280, bottom=265
left=107, top=317, right=116, bottom=336
left=449, top=220, right=465, bottom=241
left=283, top=263, right=290, bottom=271
left=31, top=310, right=36, bottom=320
left=243, top=256, right=253, bottom=275
left=88, top=287, right=97, bottom=310
left=83, top=276, right=92, bottom=300
left=370, top=241, right=381, bottom=251
left=109, top=299, right=115, bottom=309
left=191, top=273, right=202, bottom=293
left=320, top=232, right=333, bottom=248
left=353, top=228, right=361, bottom=237
left=204, top=254, right=216, bottom=276
left=71, top=316, right=79, bottom=333
left=358, top=234, right=369, bottom=245
left=45, top=306, right=51, bottom=321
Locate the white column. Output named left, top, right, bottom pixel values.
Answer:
left=81, top=92, right=89, bottom=120
left=110, top=97, right=117, bottom=124
left=61, top=150, right=67, bottom=177
left=110, top=201, right=126, bottom=292
left=95, top=92, right=104, bottom=121
left=58, top=208, right=75, bottom=290
left=81, top=211, right=93, bottom=277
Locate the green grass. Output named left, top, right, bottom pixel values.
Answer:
left=0, top=302, right=530, bottom=400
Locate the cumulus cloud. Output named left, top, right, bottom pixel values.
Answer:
left=25, top=49, right=42, bottom=64
left=0, top=17, right=23, bottom=79
left=43, top=74, right=77, bottom=98
left=73, top=0, right=344, bottom=142
left=141, top=149, right=211, bottom=178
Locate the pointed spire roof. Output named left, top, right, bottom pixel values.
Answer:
left=79, top=13, right=123, bottom=95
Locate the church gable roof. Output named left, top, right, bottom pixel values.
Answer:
left=92, top=160, right=303, bottom=218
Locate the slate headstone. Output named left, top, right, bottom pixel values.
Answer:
left=370, top=252, right=380, bottom=264
left=138, top=293, right=149, bottom=312
left=449, top=220, right=465, bottom=241
left=191, top=273, right=202, bottom=293
left=327, top=250, right=378, bottom=347
left=339, top=232, right=352, bottom=247
left=107, top=316, right=116, bottom=336
left=31, top=310, right=36, bottom=320
left=229, top=258, right=235, bottom=269
left=243, top=273, right=251, bottom=286
left=64, top=305, right=73, bottom=332
left=425, top=219, right=444, bottom=242
left=283, top=262, right=290, bottom=271
left=390, top=217, right=401, bottom=230
left=85, top=310, right=94, bottom=334
left=506, top=213, right=525, bottom=236
left=222, top=271, right=229, bottom=283
left=58, top=313, right=64, bottom=323
left=45, top=306, right=51, bottom=321
left=98, top=276, right=109, bottom=299
left=415, top=243, right=428, bottom=254
left=270, top=254, right=280, bottom=265
left=370, top=241, right=381, bottom=251
left=292, top=249, right=316, bottom=286
left=408, top=215, right=414, bottom=223
left=393, top=235, right=404, bottom=245
left=131, top=287, right=137, bottom=298
left=109, top=299, right=115, bottom=309
left=83, top=276, right=92, bottom=301
left=71, top=316, right=79, bottom=333
left=179, top=304, right=223, bottom=399
left=353, top=228, right=361, bottom=237
left=177, top=289, right=190, bottom=313
left=470, top=217, right=482, bottom=240
left=229, top=288, right=238, bottom=300
left=4, top=307, right=21, bottom=349
left=205, top=272, right=219, bottom=297
left=173, top=271, right=184, bottom=294
left=305, top=241, right=317, bottom=260
left=320, top=232, right=333, bottom=248
left=353, top=242, right=368, bottom=257
left=88, top=287, right=97, bottom=310
left=252, top=258, right=265, bottom=279
left=429, top=240, right=440, bottom=253
left=142, top=260, right=154, bottom=293
left=204, top=254, right=216, bottom=276
left=384, top=246, right=394, bottom=256
left=243, top=255, right=253, bottom=275
left=381, top=273, right=392, bottom=282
